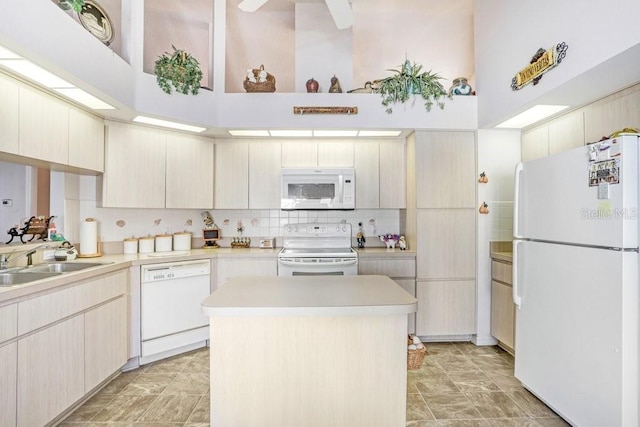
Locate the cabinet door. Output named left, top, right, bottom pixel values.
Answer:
left=19, top=85, right=69, bottom=165
left=521, top=125, right=549, bottom=162
left=166, top=133, right=214, bottom=209
left=416, top=209, right=475, bottom=279
left=415, top=280, right=476, bottom=336
left=415, top=131, right=475, bottom=208
left=379, top=141, right=406, bottom=208
left=215, top=140, right=248, bottom=209
left=281, top=141, right=317, bottom=167
left=85, top=296, right=128, bottom=391
left=490, top=280, right=515, bottom=351
left=548, top=110, right=584, bottom=155
left=68, top=108, right=104, bottom=172
left=102, top=122, right=166, bottom=208
left=216, top=258, right=277, bottom=287
left=317, top=141, right=354, bottom=167
left=17, top=315, right=84, bottom=427
left=584, top=85, right=640, bottom=144
left=354, top=142, right=379, bottom=208
left=249, top=141, right=281, bottom=209
left=0, top=73, right=19, bottom=154
left=395, top=279, right=416, bottom=335
left=0, top=342, right=17, bottom=427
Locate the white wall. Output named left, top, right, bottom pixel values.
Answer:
left=474, top=129, right=521, bottom=345
left=474, top=0, right=640, bottom=127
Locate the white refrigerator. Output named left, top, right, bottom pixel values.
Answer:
left=513, top=134, right=639, bottom=427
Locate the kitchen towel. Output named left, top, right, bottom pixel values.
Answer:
left=79, top=218, right=98, bottom=255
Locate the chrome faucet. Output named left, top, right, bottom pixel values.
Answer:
left=0, top=244, right=48, bottom=270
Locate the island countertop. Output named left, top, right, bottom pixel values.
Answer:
left=202, top=274, right=417, bottom=317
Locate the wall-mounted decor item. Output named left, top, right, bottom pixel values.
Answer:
left=243, top=65, right=276, bottom=92
left=511, top=42, right=568, bottom=91
left=55, top=0, right=85, bottom=12
left=77, top=0, right=114, bottom=46
left=293, top=106, right=358, bottom=115
left=374, top=59, right=449, bottom=113
left=478, top=171, right=489, bottom=183
left=154, top=46, right=203, bottom=95
left=479, top=202, right=490, bottom=214
left=449, top=77, right=473, bottom=96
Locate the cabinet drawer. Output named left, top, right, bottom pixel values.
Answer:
left=18, top=270, right=128, bottom=335
left=358, top=259, right=415, bottom=277
left=491, top=260, right=512, bottom=285
left=0, top=304, right=17, bottom=343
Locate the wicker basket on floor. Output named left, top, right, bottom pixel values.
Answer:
left=407, top=346, right=427, bottom=370
left=243, top=64, right=276, bottom=93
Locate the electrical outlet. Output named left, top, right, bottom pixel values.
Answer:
left=2, top=199, right=12, bottom=207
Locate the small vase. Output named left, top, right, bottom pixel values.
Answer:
left=449, top=77, right=473, bottom=96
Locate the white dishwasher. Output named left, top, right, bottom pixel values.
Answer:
left=140, top=259, right=211, bottom=364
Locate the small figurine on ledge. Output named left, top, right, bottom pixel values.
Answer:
left=398, top=236, right=407, bottom=250
left=329, top=75, right=342, bottom=93
left=356, top=222, right=366, bottom=248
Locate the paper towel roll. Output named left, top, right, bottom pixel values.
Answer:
left=79, top=218, right=98, bottom=255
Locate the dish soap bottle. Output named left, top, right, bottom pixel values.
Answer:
left=47, top=221, right=57, bottom=241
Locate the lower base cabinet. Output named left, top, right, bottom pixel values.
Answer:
left=415, top=280, right=476, bottom=337
left=18, top=316, right=85, bottom=427
left=490, top=280, right=515, bottom=352
left=0, top=343, right=17, bottom=427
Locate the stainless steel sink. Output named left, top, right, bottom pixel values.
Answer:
left=25, top=262, right=107, bottom=273
left=0, top=272, right=62, bottom=286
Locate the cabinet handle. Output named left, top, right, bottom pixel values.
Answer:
left=513, top=162, right=524, bottom=239
left=512, top=240, right=522, bottom=309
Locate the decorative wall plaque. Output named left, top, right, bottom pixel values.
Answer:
left=293, top=106, right=358, bottom=115
left=511, top=42, right=568, bottom=91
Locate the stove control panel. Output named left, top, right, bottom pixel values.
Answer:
left=284, top=223, right=351, bottom=237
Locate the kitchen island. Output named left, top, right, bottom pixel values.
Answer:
left=201, top=275, right=417, bottom=427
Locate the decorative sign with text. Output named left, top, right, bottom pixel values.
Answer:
left=511, top=42, right=568, bottom=90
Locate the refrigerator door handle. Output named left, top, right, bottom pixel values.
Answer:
left=513, top=162, right=524, bottom=239
left=512, top=240, right=522, bottom=309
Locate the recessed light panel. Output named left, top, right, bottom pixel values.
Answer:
left=269, top=130, right=313, bottom=137
left=0, top=59, right=73, bottom=88
left=228, top=130, right=270, bottom=137
left=0, top=45, right=20, bottom=59
left=358, top=130, right=402, bottom=137
left=133, top=116, right=206, bottom=133
left=495, top=105, right=569, bottom=129
left=54, top=88, right=115, bottom=110
left=313, top=130, right=359, bottom=137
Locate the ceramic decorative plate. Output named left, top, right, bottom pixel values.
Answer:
left=77, top=0, right=114, bottom=46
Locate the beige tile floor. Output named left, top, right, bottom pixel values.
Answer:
left=60, top=342, right=568, bottom=427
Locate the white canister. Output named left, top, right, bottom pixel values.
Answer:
left=138, top=236, right=155, bottom=253
left=123, top=237, right=138, bottom=254
left=155, top=234, right=173, bottom=252
left=173, top=231, right=192, bottom=251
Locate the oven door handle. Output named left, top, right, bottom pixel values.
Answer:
left=278, top=259, right=358, bottom=267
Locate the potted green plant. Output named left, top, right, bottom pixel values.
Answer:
left=375, top=59, right=450, bottom=113
left=55, top=0, right=85, bottom=12
left=154, top=46, right=203, bottom=95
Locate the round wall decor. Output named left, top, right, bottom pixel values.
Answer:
left=77, top=0, right=114, bottom=46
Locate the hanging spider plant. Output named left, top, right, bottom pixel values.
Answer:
left=375, top=59, right=450, bottom=113
left=154, top=46, right=203, bottom=95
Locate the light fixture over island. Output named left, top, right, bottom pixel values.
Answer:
left=201, top=275, right=418, bottom=427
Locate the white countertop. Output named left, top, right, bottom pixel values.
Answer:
left=201, top=275, right=417, bottom=317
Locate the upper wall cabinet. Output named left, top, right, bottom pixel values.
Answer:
left=380, top=141, right=406, bottom=208
left=0, top=73, right=19, bottom=155
left=521, top=126, right=549, bottom=162
left=415, top=132, right=475, bottom=209
left=215, top=141, right=249, bottom=209
left=249, top=141, right=281, bottom=209
left=101, top=122, right=167, bottom=208
left=548, top=110, right=584, bottom=156
left=354, top=142, right=379, bottom=208
left=281, top=141, right=354, bottom=168
left=19, top=85, right=69, bottom=165
left=68, top=109, right=105, bottom=173
left=165, top=133, right=214, bottom=209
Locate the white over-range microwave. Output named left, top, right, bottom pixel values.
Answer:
left=281, top=168, right=355, bottom=210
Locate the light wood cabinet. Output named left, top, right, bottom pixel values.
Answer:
left=490, top=259, right=515, bottom=353
left=0, top=73, right=20, bottom=155
left=416, top=209, right=475, bottom=280
left=249, top=141, right=281, bottom=209
left=548, top=110, right=585, bottom=156
left=379, top=141, right=406, bottom=208
left=415, top=280, right=476, bottom=336
left=102, top=121, right=166, bottom=208
left=85, top=296, right=128, bottom=391
left=166, top=133, right=214, bottom=209
left=317, top=141, right=354, bottom=167
left=68, top=108, right=105, bottom=172
left=415, top=131, right=475, bottom=209
left=281, top=141, right=355, bottom=168
left=18, top=85, right=69, bottom=165
left=0, top=303, right=17, bottom=343
left=17, top=315, right=84, bottom=427
left=216, top=257, right=277, bottom=287
left=215, top=140, right=249, bottom=209
left=521, top=125, right=549, bottom=162
left=281, top=141, right=317, bottom=167
left=354, top=142, right=379, bottom=208
left=0, top=342, right=17, bottom=427
left=584, top=85, right=640, bottom=144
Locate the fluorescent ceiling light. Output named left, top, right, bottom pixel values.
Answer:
left=54, top=88, right=115, bottom=110
left=495, top=105, right=569, bottom=129
left=0, top=59, right=73, bottom=88
left=269, top=130, right=313, bottom=137
left=228, top=130, right=270, bottom=137
left=133, top=116, right=206, bottom=133
left=358, top=130, right=402, bottom=137
left=313, top=130, right=358, bottom=137
left=0, top=45, right=20, bottom=59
